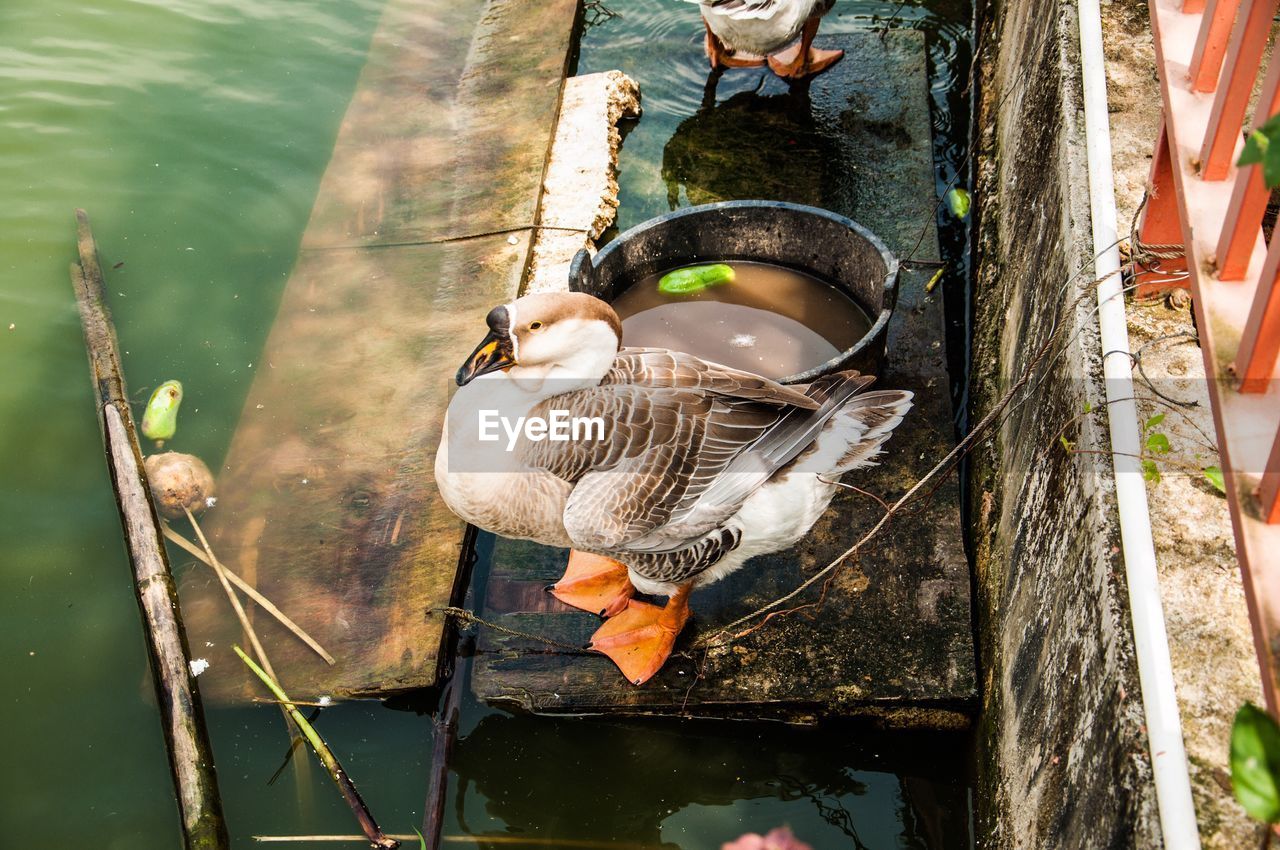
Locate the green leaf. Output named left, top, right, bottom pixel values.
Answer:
left=1144, top=413, right=1165, bottom=431
left=1241, top=114, right=1280, bottom=188
left=1264, top=136, right=1280, bottom=190
left=1239, top=128, right=1269, bottom=166
left=1204, top=466, right=1226, bottom=494
left=1231, top=703, right=1280, bottom=823
left=415, top=828, right=427, bottom=850
left=1141, top=459, right=1161, bottom=483
left=1145, top=432, right=1171, bottom=454
left=946, top=188, right=970, bottom=220
left=1059, top=435, right=1074, bottom=452
left=1083, top=401, right=1093, bottom=414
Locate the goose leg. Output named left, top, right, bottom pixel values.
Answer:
left=547, top=550, right=635, bottom=618
left=768, top=15, right=843, bottom=79
left=587, top=583, right=693, bottom=685
left=704, top=19, right=767, bottom=69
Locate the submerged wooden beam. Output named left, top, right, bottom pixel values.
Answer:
left=184, top=0, right=582, bottom=699
left=70, top=209, right=230, bottom=850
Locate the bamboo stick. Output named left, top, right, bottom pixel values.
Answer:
left=420, top=673, right=461, bottom=850
left=161, top=523, right=336, bottom=664
left=182, top=507, right=314, bottom=794
left=234, top=646, right=400, bottom=849
left=185, top=507, right=287, bottom=690
left=252, top=837, right=419, bottom=844
left=70, top=209, right=230, bottom=849
left=253, top=835, right=660, bottom=849
left=420, top=526, right=479, bottom=850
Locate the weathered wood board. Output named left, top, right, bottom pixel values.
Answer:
left=471, top=30, right=977, bottom=726
left=180, top=0, right=581, bottom=698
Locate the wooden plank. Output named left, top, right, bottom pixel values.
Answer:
left=182, top=0, right=581, bottom=699
left=471, top=31, right=976, bottom=726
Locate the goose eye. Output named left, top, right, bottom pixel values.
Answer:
left=528, top=321, right=544, bottom=331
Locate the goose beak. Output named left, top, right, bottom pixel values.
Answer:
left=457, top=329, right=516, bottom=386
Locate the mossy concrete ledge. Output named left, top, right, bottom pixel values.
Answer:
left=970, top=0, right=1161, bottom=846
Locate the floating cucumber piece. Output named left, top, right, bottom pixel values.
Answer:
left=657, top=263, right=736, bottom=295
left=946, top=188, right=971, bottom=220
left=142, top=380, right=184, bottom=443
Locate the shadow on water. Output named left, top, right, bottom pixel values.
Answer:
left=661, top=78, right=829, bottom=209
left=448, top=708, right=971, bottom=850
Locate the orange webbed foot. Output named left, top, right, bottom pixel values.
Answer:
left=547, top=550, right=635, bottom=618
left=587, top=585, right=692, bottom=685
left=767, top=45, right=843, bottom=79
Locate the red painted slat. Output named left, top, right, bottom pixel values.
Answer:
left=1236, top=235, right=1280, bottom=391
left=1259, top=433, right=1280, bottom=524
left=1199, top=0, right=1277, bottom=180
left=1216, top=54, right=1280, bottom=280
left=1189, top=0, right=1242, bottom=92
left=1136, top=121, right=1190, bottom=297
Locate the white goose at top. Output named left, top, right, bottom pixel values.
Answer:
left=435, top=291, right=911, bottom=684
left=683, top=0, right=844, bottom=79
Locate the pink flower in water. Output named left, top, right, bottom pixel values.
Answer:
left=721, top=826, right=813, bottom=850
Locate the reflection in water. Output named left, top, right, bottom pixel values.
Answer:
left=662, top=79, right=831, bottom=209
left=448, top=710, right=972, bottom=850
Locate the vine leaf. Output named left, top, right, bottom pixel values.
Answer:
left=1231, top=703, right=1280, bottom=824
left=1239, top=114, right=1280, bottom=188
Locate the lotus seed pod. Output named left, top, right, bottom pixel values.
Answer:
left=141, top=380, right=184, bottom=444
left=144, top=451, right=215, bottom=520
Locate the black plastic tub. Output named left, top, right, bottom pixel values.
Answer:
left=568, top=200, right=899, bottom=384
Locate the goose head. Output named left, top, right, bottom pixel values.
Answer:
left=456, top=292, right=623, bottom=387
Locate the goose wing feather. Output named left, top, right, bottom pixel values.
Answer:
left=518, top=352, right=881, bottom=556
left=519, top=384, right=784, bottom=551
left=681, top=0, right=785, bottom=21
left=604, top=347, right=818, bottom=409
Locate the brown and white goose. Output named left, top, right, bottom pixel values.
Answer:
left=434, top=291, right=911, bottom=684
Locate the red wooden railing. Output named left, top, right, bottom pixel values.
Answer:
left=1142, top=0, right=1280, bottom=710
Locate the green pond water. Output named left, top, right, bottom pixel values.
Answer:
left=0, top=0, right=974, bottom=847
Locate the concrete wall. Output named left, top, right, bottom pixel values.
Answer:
left=969, top=0, right=1162, bottom=845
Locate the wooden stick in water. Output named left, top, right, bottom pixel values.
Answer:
left=252, top=837, right=419, bottom=844
left=70, top=209, right=230, bottom=850
left=234, top=646, right=400, bottom=849
left=420, top=525, right=479, bottom=850
left=253, top=835, right=660, bottom=849
left=184, top=507, right=285, bottom=698
left=162, top=523, right=336, bottom=665
left=182, top=505, right=312, bottom=787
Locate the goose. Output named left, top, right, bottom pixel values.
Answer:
left=434, top=291, right=911, bottom=684
left=684, top=0, right=844, bottom=79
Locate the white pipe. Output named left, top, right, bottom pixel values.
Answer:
left=1076, top=1, right=1202, bottom=846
